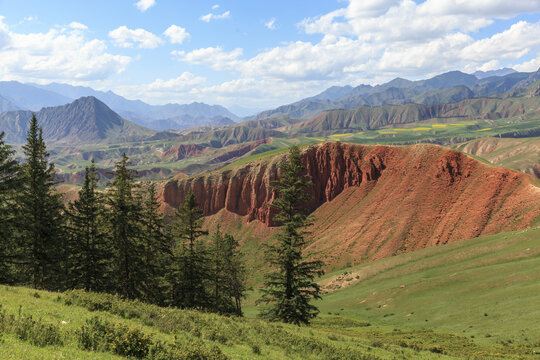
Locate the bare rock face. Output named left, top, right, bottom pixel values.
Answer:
left=159, top=142, right=540, bottom=265
left=160, top=144, right=207, bottom=161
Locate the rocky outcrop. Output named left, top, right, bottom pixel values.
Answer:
left=209, top=138, right=271, bottom=164
left=160, top=144, right=207, bottom=161
left=159, top=142, right=540, bottom=238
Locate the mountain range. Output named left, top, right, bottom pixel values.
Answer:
left=0, top=81, right=238, bottom=131
left=250, top=69, right=534, bottom=121
left=0, top=96, right=152, bottom=144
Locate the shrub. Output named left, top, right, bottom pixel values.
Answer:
left=77, top=316, right=151, bottom=358
left=0, top=306, right=62, bottom=347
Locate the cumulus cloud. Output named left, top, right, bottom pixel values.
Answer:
left=212, top=4, right=219, bottom=10
left=69, top=22, right=88, bottom=30
left=200, top=10, right=230, bottom=22
left=135, top=0, right=155, bottom=12
left=173, top=46, right=243, bottom=71
left=163, top=25, right=190, bottom=44
left=109, top=26, right=163, bottom=48
left=167, top=0, right=540, bottom=107
left=0, top=18, right=130, bottom=83
left=265, top=18, right=276, bottom=30
left=115, top=72, right=207, bottom=104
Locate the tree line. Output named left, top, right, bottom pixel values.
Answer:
left=0, top=114, right=323, bottom=324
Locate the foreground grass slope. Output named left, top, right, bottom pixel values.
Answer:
left=0, top=287, right=453, bottom=359
left=1, top=228, right=539, bottom=359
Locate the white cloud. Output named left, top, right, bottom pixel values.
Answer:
left=460, top=21, right=540, bottom=62
left=174, top=46, right=243, bottom=71
left=418, top=0, right=540, bottom=18
left=513, top=55, right=540, bottom=72
left=0, top=18, right=130, bottom=83
left=135, top=0, right=155, bottom=12
left=115, top=72, right=207, bottom=104
left=265, top=18, right=276, bottom=30
left=109, top=26, right=163, bottom=48
left=69, top=22, right=88, bottom=30
left=163, top=25, right=190, bottom=44
left=200, top=10, right=230, bottom=22
left=476, top=60, right=502, bottom=72
left=212, top=4, right=220, bottom=10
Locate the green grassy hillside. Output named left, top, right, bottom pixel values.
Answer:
left=315, top=227, right=540, bottom=346
left=2, top=228, right=539, bottom=359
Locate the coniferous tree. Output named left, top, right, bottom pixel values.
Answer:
left=258, top=145, right=324, bottom=325
left=18, top=114, right=66, bottom=290
left=0, top=132, right=21, bottom=284
left=138, top=181, right=171, bottom=305
left=66, top=160, right=111, bottom=292
left=169, top=189, right=208, bottom=309
left=107, top=153, right=145, bottom=299
left=209, top=226, right=246, bottom=315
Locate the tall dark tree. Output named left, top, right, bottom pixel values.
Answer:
left=107, top=153, right=145, bottom=299
left=169, top=189, right=208, bottom=309
left=0, top=132, right=21, bottom=283
left=209, top=226, right=246, bottom=315
left=258, top=145, right=324, bottom=325
left=66, top=160, right=111, bottom=292
left=18, top=114, right=66, bottom=290
left=138, top=181, right=171, bottom=305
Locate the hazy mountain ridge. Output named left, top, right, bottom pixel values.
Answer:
left=0, top=96, right=153, bottom=144
left=250, top=69, right=536, bottom=121
left=0, top=81, right=238, bottom=131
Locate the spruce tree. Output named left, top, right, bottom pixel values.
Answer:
left=0, top=132, right=21, bottom=284
left=139, top=181, right=171, bottom=305
left=258, top=145, right=324, bottom=325
left=19, top=114, right=66, bottom=290
left=107, top=153, right=145, bottom=299
left=209, top=226, right=246, bottom=315
left=66, top=160, right=111, bottom=292
left=169, top=189, right=208, bottom=309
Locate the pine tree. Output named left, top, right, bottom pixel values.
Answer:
left=0, top=131, right=21, bottom=284
left=258, top=145, right=324, bottom=325
left=169, top=189, right=208, bottom=309
left=107, top=153, right=145, bottom=299
left=66, top=160, right=111, bottom=292
left=209, top=226, right=246, bottom=315
left=138, top=181, right=172, bottom=305
left=18, top=114, right=66, bottom=290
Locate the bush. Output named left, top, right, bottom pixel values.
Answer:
left=78, top=316, right=229, bottom=360
left=0, top=307, right=63, bottom=347
left=77, top=316, right=151, bottom=358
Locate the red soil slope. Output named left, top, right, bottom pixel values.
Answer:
left=159, top=142, right=540, bottom=267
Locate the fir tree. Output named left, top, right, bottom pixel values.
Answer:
left=209, top=226, right=246, bottom=315
left=258, top=145, right=324, bottom=325
left=66, top=160, right=111, bottom=292
left=18, top=114, right=66, bottom=290
left=0, top=131, right=21, bottom=283
left=107, top=153, right=145, bottom=299
left=169, top=189, right=208, bottom=309
left=139, top=181, right=172, bottom=305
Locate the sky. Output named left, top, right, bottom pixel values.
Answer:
left=0, top=0, right=540, bottom=115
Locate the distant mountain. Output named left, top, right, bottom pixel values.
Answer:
left=303, top=85, right=354, bottom=101
left=32, top=82, right=238, bottom=130
left=293, top=97, right=535, bottom=135
left=509, top=67, right=540, bottom=92
left=0, top=81, right=73, bottom=111
left=250, top=70, right=533, bottom=121
left=0, top=95, right=19, bottom=113
left=0, top=96, right=153, bottom=144
left=473, top=68, right=516, bottom=79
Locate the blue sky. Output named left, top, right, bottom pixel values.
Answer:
left=0, top=0, right=539, bottom=114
